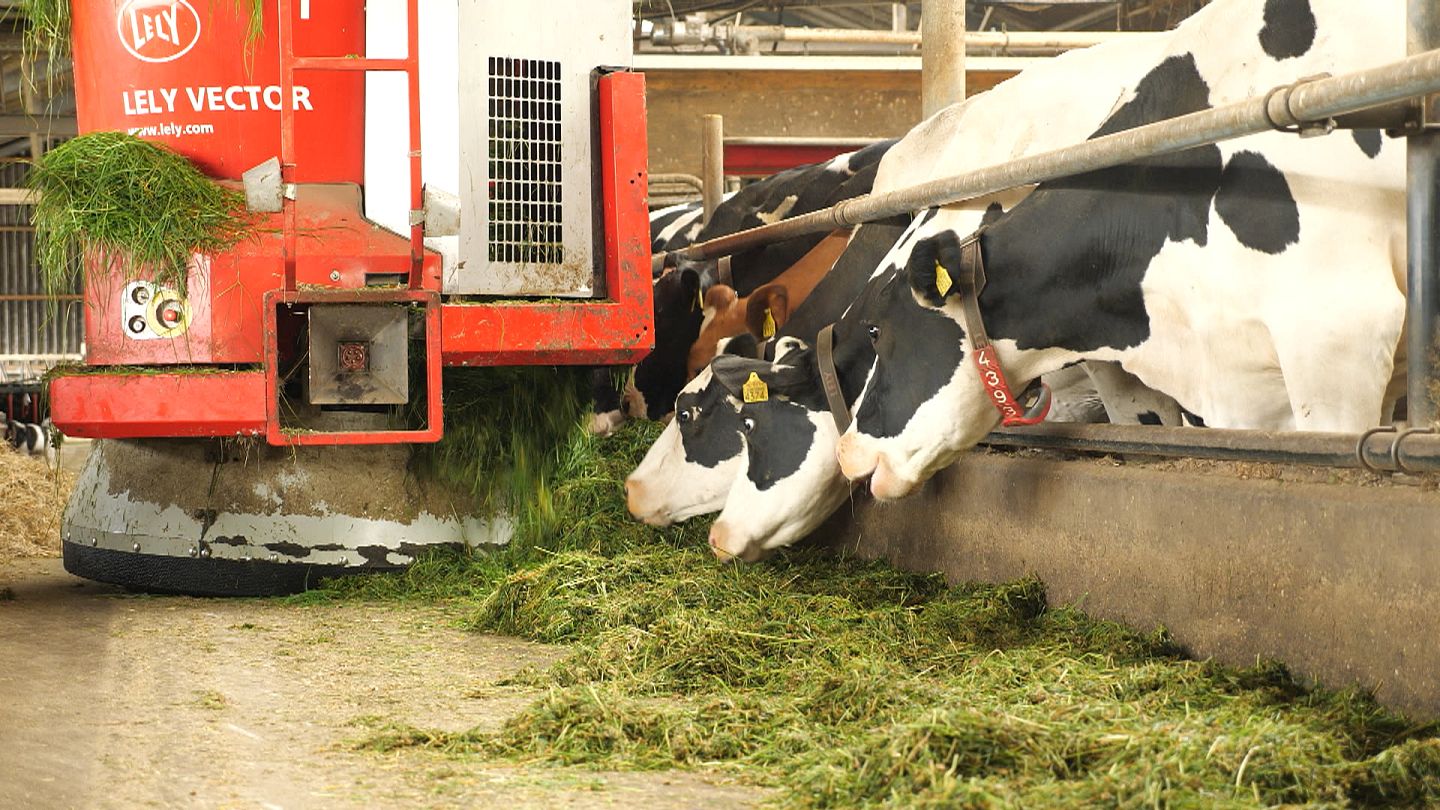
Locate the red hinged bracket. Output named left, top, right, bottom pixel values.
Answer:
left=440, top=70, right=655, bottom=366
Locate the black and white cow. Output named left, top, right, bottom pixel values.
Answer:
left=624, top=140, right=897, bottom=422
left=838, top=0, right=1406, bottom=496
left=643, top=0, right=1407, bottom=559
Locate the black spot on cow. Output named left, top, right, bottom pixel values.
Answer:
left=650, top=201, right=702, bottom=253
left=1137, top=411, right=1163, bottom=425
left=1215, top=150, right=1300, bottom=255
left=1353, top=128, right=1383, bottom=160
left=976, top=54, right=1222, bottom=354
left=779, top=217, right=911, bottom=343
left=1259, top=0, right=1316, bottom=61
left=980, top=202, right=1006, bottom=228
left=1180, top=407, right=1208, bottom=427
left=589, top=367, right=622, bottom=414
left=674, top=360, right=747, bottom=468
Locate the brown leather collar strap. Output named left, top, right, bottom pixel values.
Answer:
left=952, top=231, right=1051, bottom=427
left=816, top=322, right=851, bottom=433
left=717, top=255, right=733, bottom=288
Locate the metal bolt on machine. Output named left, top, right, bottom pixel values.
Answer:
left=50, top=0, right=652, bottom=595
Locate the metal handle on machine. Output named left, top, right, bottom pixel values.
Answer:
left=277, top=0, right=427, bottom=290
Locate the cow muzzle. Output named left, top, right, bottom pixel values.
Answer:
left=869, top=455, right=920, bottom=501
left=835, top=431, right=880, bottom=482
left=708, top=521, right=764, bottom=563
left=624, top=478, right=675, bottom=527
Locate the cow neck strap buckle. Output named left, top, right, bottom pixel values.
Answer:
left=816, top=322, right=852, bottom=434
left=954, top=232, right=1051, bottom=427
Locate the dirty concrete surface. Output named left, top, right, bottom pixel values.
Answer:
left=0, top=557, right=766, bottom=810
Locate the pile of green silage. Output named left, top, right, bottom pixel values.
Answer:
left=29, top=132, right=252, bottom=298
left=314, top=421, right=1440, bottom=809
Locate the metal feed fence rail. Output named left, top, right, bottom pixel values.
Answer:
left=655, top=0, right=1440, bottom=473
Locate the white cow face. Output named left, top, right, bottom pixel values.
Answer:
left=625, top=339, right=813, bottom=529
left=625, top=365, right=745, bottom=526
left=704, top=359, right=852, bottom=562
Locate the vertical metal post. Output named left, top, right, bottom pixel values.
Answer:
left=701, top=114, right=725, bottom=226
left=1408, top=0, right=1440, bottom=427
left=922, top=0, right=967, bottom=118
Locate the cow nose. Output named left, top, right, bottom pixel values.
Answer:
left=835, top=432, right=878, bottom=481
left=870, top=455, right=918, bottom=501
left=707, top=524, right=738, bottom=563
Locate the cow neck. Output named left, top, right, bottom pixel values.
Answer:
left=951, top=231, right=1051, bottom=427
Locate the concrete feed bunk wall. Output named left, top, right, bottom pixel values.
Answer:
left=821, top=450, right=1440, bottom=719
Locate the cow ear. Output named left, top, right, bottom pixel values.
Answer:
left=744, top=285, right=789, bottom=339
left=722, top=332, right=760, bottom=359
left=907, top=231, right=964, bottom=308
left=703, top=284, right=737, bottom=315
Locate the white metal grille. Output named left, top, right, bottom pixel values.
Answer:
left=487, top=56, right=564, bottom=265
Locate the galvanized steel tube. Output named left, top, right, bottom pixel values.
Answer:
left=921, top=0, right=966, bottom=119
left=678, top=47, right=1440, bottom=262
left=981, top=423, right=1440, bottom=474
left=1408, top=0, right=1440, bottom=428
left=701, top=114, right=725, bottom=226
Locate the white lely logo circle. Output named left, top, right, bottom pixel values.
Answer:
left=117, top=0, right=202, bottom=64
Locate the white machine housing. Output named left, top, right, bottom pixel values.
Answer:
left=365, top=0, right=632, bottom=297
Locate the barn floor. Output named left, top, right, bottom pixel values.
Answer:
left=0, top=556, right=766, bottom=810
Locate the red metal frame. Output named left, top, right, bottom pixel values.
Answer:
left=722, top=140, right=882, bottom=177
left=50, top=372, right=267, bottom=439
left=279, top=0, right=425, bottom=288
left=262, top=288, right=443, bottom=446
left=440, top=71, right=654, bottom=366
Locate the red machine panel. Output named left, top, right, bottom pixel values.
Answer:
left=71, top=0, right=365, bottom=183
left=83, top=184, right=441, bottom=365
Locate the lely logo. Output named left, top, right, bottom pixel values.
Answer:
left=117, top=0, right=201, bottom=63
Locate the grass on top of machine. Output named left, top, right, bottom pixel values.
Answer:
left=28, top=132, right=252, bottom=299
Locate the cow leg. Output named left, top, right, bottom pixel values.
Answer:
left=1082, top=361, right=1183, bottom=426
left=588, top=366, right=628, bottom=436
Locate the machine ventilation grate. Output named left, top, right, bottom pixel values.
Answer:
left=487, top=56, right=563, bottom=265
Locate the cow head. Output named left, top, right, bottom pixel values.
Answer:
left=836, top=215, right=1081, bottom=499
left=704, top=346, right=853, bottom=562
left=626, top=266, right=703, bottom=420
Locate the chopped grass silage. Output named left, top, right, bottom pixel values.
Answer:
left=313, top=421, right=1440, bottom=808
left=29, top=132, right=251, bottom=298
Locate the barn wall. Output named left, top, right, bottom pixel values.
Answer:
left=818, top=451, right=1440, bottom=720
left=641, top=68, right=1016, bottom=177
left=0, top=161, right=83, bottom=361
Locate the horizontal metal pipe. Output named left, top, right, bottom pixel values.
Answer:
left=676, top=47, right=1440, bottom=262
left=981, top=423, right=1440, bottom=473
left=649, top=172, right=705, bottom=194
left=733, top=26, right=1130, bottom=50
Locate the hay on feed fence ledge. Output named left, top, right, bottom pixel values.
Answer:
left=28, top=132, right=252, bottom=299
left=313, top=422, right=1440, bottom=809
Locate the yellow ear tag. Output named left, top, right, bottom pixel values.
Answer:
left=762, top=308, right=777, bottom=339
left=935, top=260, right=954, bottom=298
left=742, top=372, right=769, bottom=403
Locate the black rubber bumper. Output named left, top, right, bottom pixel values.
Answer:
left=63, top=542, right=398, bottom=597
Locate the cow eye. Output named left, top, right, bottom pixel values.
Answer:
left=866, top=323, right=880, bottom=343
left=677, top=409, right=692, bottom=424
left=742, top=416, right=756, bottom=433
